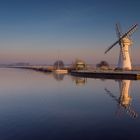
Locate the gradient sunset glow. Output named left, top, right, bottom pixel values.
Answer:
left=0, top=0, right=140, bottom=65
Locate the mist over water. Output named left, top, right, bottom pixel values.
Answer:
left=0, top=68, right=140, bottom=140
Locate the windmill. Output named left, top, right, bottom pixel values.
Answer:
left=105, top=23, right=138, bottom=70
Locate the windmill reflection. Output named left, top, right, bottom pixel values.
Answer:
left=105, top=80, right=138, bottom=118
left=118, top=80, right=131, bottom=107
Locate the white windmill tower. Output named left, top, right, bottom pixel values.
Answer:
left=105, top=23, right=138, bottom=70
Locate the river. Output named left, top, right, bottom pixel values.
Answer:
left=0, top=68, right=140, bottom=140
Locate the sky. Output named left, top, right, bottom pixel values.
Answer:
left=0, top=0, right=140, bottom=65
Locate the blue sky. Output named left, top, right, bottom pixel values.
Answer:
left=0, top=0, right=140, bottom=64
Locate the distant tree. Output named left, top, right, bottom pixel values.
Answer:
left=53, top=60, right=64, bottom=69
left=96, top=61, right=110, bottom=70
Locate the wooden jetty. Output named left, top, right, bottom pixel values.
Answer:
left=71, top=70, right=140, bottom=80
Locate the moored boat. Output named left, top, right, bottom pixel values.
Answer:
left=54, top=69, right=68, bottom=74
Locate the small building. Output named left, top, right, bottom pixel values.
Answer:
left=73, top=59, right=87, bottom=70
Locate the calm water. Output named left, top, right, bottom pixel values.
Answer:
left=0, top=68, right=140, bottom=140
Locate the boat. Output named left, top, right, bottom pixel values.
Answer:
left=54, top=69, right=68, bottom=74
left=53, top=60, right=68, bottom=74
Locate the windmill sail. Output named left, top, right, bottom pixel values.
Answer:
left=116, top=23, right=122, bottom=39
left=105, top=40, right=120, bottom=54
left=105, top=24, right=138, bottom=54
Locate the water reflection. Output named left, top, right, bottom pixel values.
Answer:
left=105, top=80, right=138, bottom=118
left=52, top=73, right=88, bottom=86
left=51, top=73, right=138, bottom=119
left=53, top=73, right=65, bottom=81
left=72, top=76, right=87, bottom=86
